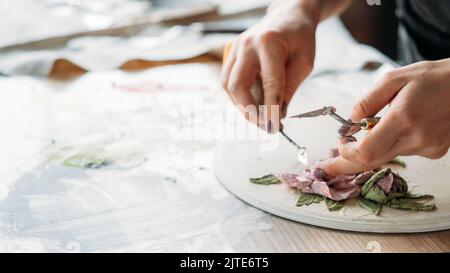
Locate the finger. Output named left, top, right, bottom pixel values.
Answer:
left=338, top=111, right=404, bottom=167
left=315, top=156, right=372, bottom=176
left=417, top=146, right=449, bottom=160
left=284, top=52, right=314, bottom=115
left=258, top=34, right=287, bottom=133
left=235, top=103, right=260, bottom=127
left=320, top=134, right=420, bottom=176
left=227, top=48, right=259, bottom=123
left=227, top=47, right=258, bottom=95
left=350, top=70, right=408, bottom=122
left=383, top=126, right=449, bottom=160
left=387, top=135, right=417, bottom=156
left=317, top=145, right=399, bottom=176
left=226, top=47, right=259, bottom=125
left=221, top=40, right=238, bottom=90
left=225, top=84, right=259, bottom=125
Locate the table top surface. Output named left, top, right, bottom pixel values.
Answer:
left=238, top=216, right=450, bottom=253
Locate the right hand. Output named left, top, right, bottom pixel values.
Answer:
left=221, top=0, right=319, bottom=133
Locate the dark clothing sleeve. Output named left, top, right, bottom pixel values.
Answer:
left=396, top=0, right=450, bottom=64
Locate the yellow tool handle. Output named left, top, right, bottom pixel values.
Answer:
left=360, top=117, right=381, bottom=130
left=222, top=41, right=233, bottom=67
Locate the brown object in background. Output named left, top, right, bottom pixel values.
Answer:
left=341, top=0, right=398, bottom=60
left=49, top=55, right=217, bottom=80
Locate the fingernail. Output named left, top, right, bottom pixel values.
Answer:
left=267, top=120, right=273, bottom=133
left=339, top=136, right=357, bottom=145
left=338, top=121, right=361, bottom=137
left=337, top=124, right=352, bottom=136
left=312, top=167, right=332, bottom=181
left=259, top=105, right=265, bottom=118
left=282, top=103, right=287, bottom=118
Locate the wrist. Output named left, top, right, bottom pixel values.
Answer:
left=267, top=0, right=322, bottom=29
left=296, top=0, right=323, bottom=28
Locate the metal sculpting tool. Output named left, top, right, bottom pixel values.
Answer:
left=290, top=106, right=380, bottom=130
left=280, top=129, right=308, bottom=166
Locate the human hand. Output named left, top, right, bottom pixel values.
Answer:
left=221, top=0, right=320, bottom=133
left=317, top=59, right=450, bottom=175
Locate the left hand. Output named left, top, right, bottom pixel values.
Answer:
left=317, top=58, right=450, bottom=176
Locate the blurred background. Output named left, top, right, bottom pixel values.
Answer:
left=342, top=0, right=397, bottom=59
left=0, top=0, right=398, bottom=78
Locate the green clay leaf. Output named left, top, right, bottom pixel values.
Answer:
left=249, top=174, right=281, bottom=185
left=361, top=168, right=391, bottom=196
left=364, top=185, right=387, bottom=204
left=386, top=192, right=406, bottom=201
left=358, top=197, right=382, bottom=215
left=387, top=199, right=436, bottom=211
left=325, top=198, right=344, bottom=211
left=403, top=192, right=434, bottom=200
left=387, top=158, right=407, bottom=168
left=296, top=193, right=325, bottom=207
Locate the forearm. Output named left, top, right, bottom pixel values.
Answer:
left=315, top=0, right=354, bottom=21
left=269, top=0, right=354, bottom=26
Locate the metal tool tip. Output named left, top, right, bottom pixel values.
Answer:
left=297, top=149, right=308, bottom=166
